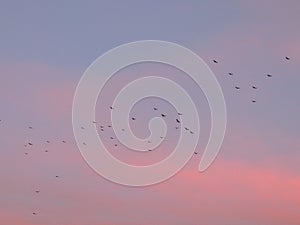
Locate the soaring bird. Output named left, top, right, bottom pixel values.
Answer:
left=228, top=72, right=233, bottom=76
left=252, top=86, right=258, bottom=89
left=176, top=119, right=180, bottom=123
left=62, top=140, right=66, bottom=143
left=28, top=142, right=33, bottom=146
left=235, top=86, right=241, bottom=90
left=267, top=74, right=272, bottom=78
left=110, top=106, right=114, bottom=110
left=153, top=107, right=158, bottom=110
left=131, top=117, right=136, bottom=121
left=161, top=114, right=166, bottom=117
left=177, top=112, right=182, bottom=116
left=213, top=59, right=218, bottom=63
left=285, top=56, right=291, bottom=60
left=252, top=100, right=257, bottom=103
left=28, top=126, right=33, bottom=129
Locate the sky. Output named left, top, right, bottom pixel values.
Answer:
left=0, top=0, right=300, bottom=224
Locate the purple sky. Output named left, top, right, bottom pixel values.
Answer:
left=0, top=1, right=300, bottom=225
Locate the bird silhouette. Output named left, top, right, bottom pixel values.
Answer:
left=235, top=86, right=241, bottom=90
left=228, top=72, right=233, bottom=76
left=131, top=117, right=136, bottom=121
left=285, top=56, right=291, bottom=60
left=267, top=74, right=272, bottom=78
left=252, top=86, right=258, bottom=89
left=153, top=107, right=158, bottom=110
left=161, top=114, right=166, bottom=117
left=213, top=59, right=218, bottom=63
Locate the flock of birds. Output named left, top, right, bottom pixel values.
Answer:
left=0, top=56, right=292, bottom=217
left=212, top=56, right=291, bottom=103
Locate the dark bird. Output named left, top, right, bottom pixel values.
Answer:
left=235, top=86, right=241, bottom=90
left=267, top=74, right=272, bottom=78
left=213, top=59, right=218, bottom=63
left=176, top=119, right=180, bottom=123
left=108, top=125, right=112, bottom=128
left=28, top=126, right=33, bottom=129
left=83, top=142, right=87, bottom=145
left=153, top=107, right=158, bottom=111
left=228, top=72, right=233, bottom=76
left=194, top=152, right=198, bottom=155
left=252, top=100, right=257, bottom=103
left=100, top=125, right=104, bottom=128
left=45, top=150, right=48, bottom=153
left=252, top=86, right=258, bottom=89
left=177, top=112, right=182, bottom=116
left=190, top=131, right=194, bottom=134
left=32, top=212, right=37, bottom=216
left=35, top=190, right=40, bottom=194
left=46, top=140, right=50, bottom=143
left=131, top=117, right=136, bottom=121
left=160, top=136, right=164, bottom=139
left=114, top=144, right=118, bottom=147
left=110, top=106, right=114, bottom=110
left=25, top=152, right=28, bottom=155
left=161, top=114, right=166, bottom=117
left=55, top=175, right=59, bottom=178
left=121, top=128, right=125, bottom=131
left=28, top=142, right=33, bottom=146
left=285, top=56, right=291, bottom=60
left=184, top=127, right=189, bottom=131
left=110, top=137, right=114, bottom=139
left=100, top=128, right=104, bottom=131
left=62, top=140, right=66, bottom=143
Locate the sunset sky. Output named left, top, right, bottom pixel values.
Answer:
left=0, top=1, right=300, bottom=225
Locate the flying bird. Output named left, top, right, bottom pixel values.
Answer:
left=161, top=114, right=166, bottom=117
left=285, top=56, right=291, bottom=60
left=213, top=59, right=218, bottom=63
left=267, top=74, right=272, bottom=78
left=176, top=119, right=180, bottom=123
left=252, top=100, right=257, bottom=103
left=28, top=142, right=33, bottom=146
left=235, top=86, right=241, bottom=90
left=131, top=117, right=136, bottom=121
left=228, top=72, right=233, bottom=76
left=153, top=107, right=158, bottom=110
left=252, top=86, right=258, bottom=89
